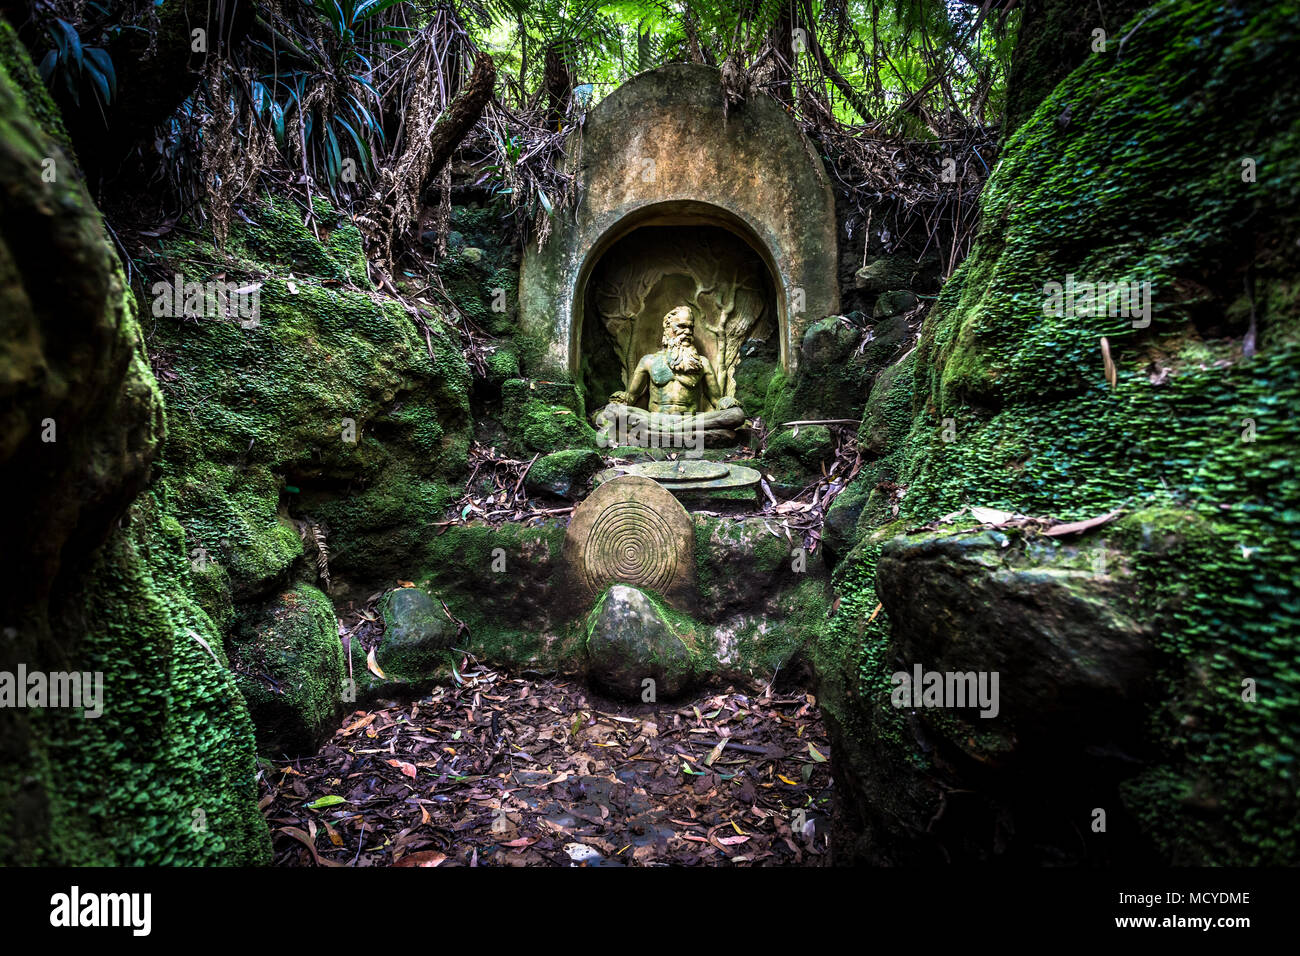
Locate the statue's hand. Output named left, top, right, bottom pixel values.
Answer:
left=608, top=391, right=633, bottom=406
left=717, top=396, right=740, bottom=410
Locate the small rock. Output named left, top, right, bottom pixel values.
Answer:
left=586, top=585, right=693, bottom=700
left=525, top=449, right=603, bottom=500
left=799, top=315, right=859, bottom=367
left=872, top=290, right=918, bottom=319
left=377, top=587, right=454, bottom=679
left=854, top=256, right=912, bottom=292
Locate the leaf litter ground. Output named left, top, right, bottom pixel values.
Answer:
left=261, top=662, right=832, bottom=867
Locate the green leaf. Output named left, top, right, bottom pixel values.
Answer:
left=84, top=47, right=116, bottom=101
left=38, top=50, right=56, bottom=85
left=322, top=123, right=342, bottom=185
left=333, top=114, right=371, bottom=174
left=271, top=101, right=286, bottom=147
left=306, top=795, right=346, bottom=809
left=85, top=62, right=110, bottom=107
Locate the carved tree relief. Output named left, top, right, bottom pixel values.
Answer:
left=590, top=228, right=773, bottom=410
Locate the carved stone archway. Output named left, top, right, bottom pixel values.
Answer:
left=519, top=63, right=839, bottom=383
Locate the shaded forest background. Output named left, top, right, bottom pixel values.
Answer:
left=4, top=0, right=1035, bottom=285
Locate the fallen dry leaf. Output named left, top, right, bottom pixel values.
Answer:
left=366, top=647, right=386, bottom=680
left=392, top=850, right=447, bottom=867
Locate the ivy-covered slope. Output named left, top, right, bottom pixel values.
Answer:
left=817, top=0, right=1300, bottom=865
left=0, top=21, right=268, bottom=865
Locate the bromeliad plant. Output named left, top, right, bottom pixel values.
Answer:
left=254, top=0, right=413, bottom=192
left=36, top=14, right=117, bottom=118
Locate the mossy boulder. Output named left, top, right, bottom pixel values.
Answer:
left=854, top=256, right=915, bottom=293
left=586, top=586, right=694, bottom=700
left=376, top=587, right=454, bottom=677
left=877, top=529, right=1152, bottom=753
left=148, top=194, right=473, bottom=605
left=501, top=378, right=596, bottom=453
left=692, top=516, right=831, bottom=679
left=765, top=315, right=896, bottom=426
left=0, top=22, right=268, bottom=864
left=525, top=449, right=604, bottom=499
left=816, top=1, right=1300, bottom=865
left=761, top=424, right=834, bottom=491
left=871, top=290, right=918, bottom=319
left=411, top=521, right=586, bottom=671
left=229, top=586, right=345, bottom=757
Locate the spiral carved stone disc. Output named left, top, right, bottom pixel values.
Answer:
left=564, top=475, right=695, bottom=609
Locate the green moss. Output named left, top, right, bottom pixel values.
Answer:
left=0, top=28, right=268, bottom=865
left=0, top=20, right=73, bottom=158
left=435, top=205, right=520, bottom=337
left=410, top=521, right=584, bottom=670
left=526, top=448, right=603, bottom=498
left=146, top=214, right=473, bottom=604
left=817, top=1, right=1300, bottom=864
left=225, top=194, right=360, bottom=281
left=763, top=368, right=793, bottom=427
left=229, top=585, right=345, bottom=756
left=762, top=424, right=834, bottom=488
left=500, top=378, right=596, bottom=453
left=46, top=489, right=271, bottom=865
left=486, top=343, right=521, bottom=384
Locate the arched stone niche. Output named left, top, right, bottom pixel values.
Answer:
left=519, top=63, right=838, bottom=389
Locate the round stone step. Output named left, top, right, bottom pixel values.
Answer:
left=634, top=460, right=730, bottom=482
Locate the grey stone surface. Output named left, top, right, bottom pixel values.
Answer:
left=377, top=587, right=455, bottom=679
left=585, top=585, right=693, bottom=700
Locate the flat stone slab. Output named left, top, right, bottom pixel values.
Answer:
left=563, top=475, right=695, bottom=610
left=635, top=460, right=730, bottom=482
left=594, top=461, right=761, bottom=493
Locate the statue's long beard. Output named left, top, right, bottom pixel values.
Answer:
left=663, top=330, right=703, bottom=373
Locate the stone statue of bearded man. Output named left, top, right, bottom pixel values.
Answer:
left=594, top=305, right=745, bottom=448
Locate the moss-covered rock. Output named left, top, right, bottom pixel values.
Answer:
left=501, top=378, right=596, bottom=453
left=854, top=256, right=916, bottom=293
left=229, top=586, right=345, bottom=757
left=763, top=314, right=904, bottom=428
left=412, top=520, right=585, bottom=670
left=692, top=516, right=831, bottom=678
left=585, top=586, right=695, bottom=700
left=147, top=194, right=473, bottom=605
left=0, top=24, right=268, bottom=864
left=877, top=528, right=1152, bottom=751
left=761, top=424, right=834, bottom=490
left=376, top=587, right=454, bottom=677
left=436, top=205, right=520, bottom=338
left=525, top=449, right=603, bottom=499
left=871, top=290, right=917, bottom=319
left=817, top=1, right=1300, bottom=865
